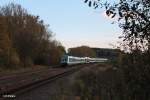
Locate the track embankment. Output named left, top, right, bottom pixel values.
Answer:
left=0, top=64, right=95, bottom=100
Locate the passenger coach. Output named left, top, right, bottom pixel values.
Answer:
left=60, top=55, right=108, bottom=65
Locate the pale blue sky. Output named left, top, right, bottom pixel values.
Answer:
left=0, top=0, right=121, bottom=49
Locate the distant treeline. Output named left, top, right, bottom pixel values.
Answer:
left=68, top=46, right=119, bottom=59
left=68, top=46, right=96, bottom=57
left=0, top=3, right=65, bottom=68
left=92, top=48, right=120, bottom=59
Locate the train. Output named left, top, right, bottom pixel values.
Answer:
left=60, top=55, right=108, bottom=65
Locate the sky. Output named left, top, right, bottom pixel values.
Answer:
left=0, top=0, right=122, bottom=50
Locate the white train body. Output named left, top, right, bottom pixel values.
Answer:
left=60, top=55, right=108, bottom=65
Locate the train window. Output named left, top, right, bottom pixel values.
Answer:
left=69, top=58, right=80, bottom=62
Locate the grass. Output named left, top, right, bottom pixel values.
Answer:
left=50, top=63, right=123, bottom=100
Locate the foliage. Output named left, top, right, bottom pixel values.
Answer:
left=35, top=40, right=65, bottom=65
left=68, top=46, right=96, bottom=57
left=72, top=66, right=124, bottom=100
left=0, top=16, right=11, bottom=67
left=0, top=3, right=65, bottom=68
left=118, top=51, right=150, bottom=99
left=92, top=48, right=120, bottom=59
left=84, top=0, right=150, bottom=99
left=84, top=0, right=150, bottom=51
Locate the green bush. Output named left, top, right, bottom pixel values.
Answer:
left=0, top=50, right=9, bottom=68
left=23, top=57, right=33, bottom=67
left=10, top=50, right=20, bottom=67
left=0, top=56, right=6, bottom=67
left=116, top=49, right=150, bottom=100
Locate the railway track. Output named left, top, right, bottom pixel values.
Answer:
left=0, top=65, right=60, bottom=80
left=0, top=64, right=89, bottom=100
